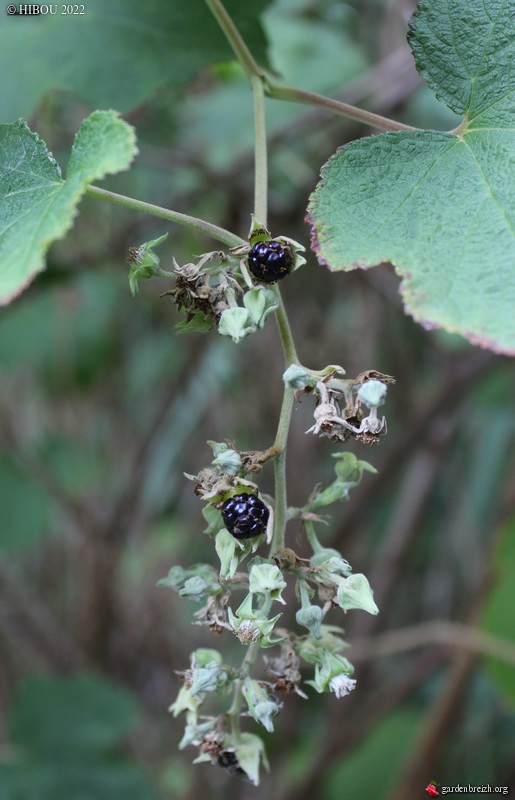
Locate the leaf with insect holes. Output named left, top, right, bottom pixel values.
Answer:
left=308, top=0, right=515, bottom=355
left=0, top=111, right=137, bottom=305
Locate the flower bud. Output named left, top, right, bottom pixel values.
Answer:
left=127, top=233, right=168, bottom=295
left=218, top=307, right=256, bottom=342
left=242, top=678, right=281, bottom=732
left=179, top=576, right=212, bottom=602
left=282, top=364, right=313, bottom=390
left=243, top=287, right=279, bottom=328
left=249, top=563, right=287, bottom=603
left=357, top=379, right=387, bottom=408
left=189, top=660, right=230, bottom=697
left=296, top=604, right=323, bottom=639
left=336, top=573, right=379, bottom=615
left=212, top=448, right=242, bottom=476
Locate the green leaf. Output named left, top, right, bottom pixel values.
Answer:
left=0, top=111, right=137, bottom=304
left=308, top=0, right=515, bottom=355
left=0, top=0, right=272, bottom=122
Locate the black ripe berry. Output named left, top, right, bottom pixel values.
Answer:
left=247, top=240, right=293, bottom=284
left=217, top=750, right=245, bottom=775
left=221, top=493, right=269, bottom=540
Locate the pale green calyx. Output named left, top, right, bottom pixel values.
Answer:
left=207, top=440, right=229, bottom=458
left=282, top=364, right=314, bottom=390
left=242, top=678, right=281, bottom=732
left=308, top=544, right=351, bottom=574
left=306, top=651, right=355, bottom=695
left=179, top=717, right=217, bottom=750
left=128, top=232, right=168, bottom=295
left=249, top=563, right=287, bottom=603
left=332, top=452, right=377, bottom=483
left=179, top=576, right=214, bottom=602
left=275, top=234, right=307, bottom=273
left=296, top=580, right=323, bottom=639
left=218, top=307, right=256, bottom=342
left=304, top=453, right=376, bottom=512
left=168, top=685, right=202, bottom=718
left=228, top=593, right=284, bottom=647
left=157, top=563, right=219, bottom=592
left=212, top=448, right=242, bottom=475
left=358, top=379, right=387, bottom=408
left=189, top=663, right=230, bottom=696
left=336, top=573, right=379, bottom=615
left=243, top=287, right=279, bottom=328
left=224, top=732, right=270, bottom=786
left=296, top=604, right=323, bottom=640
left=215, top=529, right=247, bottom=580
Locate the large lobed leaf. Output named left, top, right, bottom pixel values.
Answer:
left=0, top=0, right=271, bottom=122
left=308, top=0, right=515, bottom=354
left=0, top=110, right=137, bottom=304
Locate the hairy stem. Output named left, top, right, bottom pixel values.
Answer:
left=272, top=288, right=299, bottom=366
left=205, top=0, right=300, bottom=556
left=269, top=289, right=300, bottom=553
left=271, top=389, right=294, bottom=553
left=86, top=186, right=244, bottom=248
left=204, top=0, right=264, bottom=79
left=305, top=520, right=324, bottom=554
left=251, top=74, right=268, bottom=226
left=266, top=82, right=417, bottom=133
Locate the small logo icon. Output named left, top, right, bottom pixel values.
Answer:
left=425, top=781, right=440, bottom=797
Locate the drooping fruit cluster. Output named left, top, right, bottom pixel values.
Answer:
left=247, top=240, right=293, bottom=284
left=221, top=493, right=269, bottom=539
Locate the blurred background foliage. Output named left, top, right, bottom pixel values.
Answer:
left=0, top=0, right=514, bottom=798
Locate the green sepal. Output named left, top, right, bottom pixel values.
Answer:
left=168, top=686, right=202, bottom=718
left=212, top=448, right=242, bottom=475
left=248, top=215, right=271, bottom=246
left=179, top=575, right=221, bottom=602
left=332, top=452, right=377, bottom=482
left=248, top=562, right=287, bottom=604
left=157, top=563, right=219, bottom=592
left=243, top=287, right=279, bottom=328
left=128, top=232, right=168, bottom=295
left=218, top=307, right=256, bottom=342
left=242, top=678, right=281, bottom=733
left=224, top=732, right=269, bottom=786
left=202, top=504, right=224, bottom=535
left=215, top=529, right=243, bottom=580
left=336, top=573, right=379, bottom=615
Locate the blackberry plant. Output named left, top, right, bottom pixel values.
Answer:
left=0, top=0, right=513, bottom=791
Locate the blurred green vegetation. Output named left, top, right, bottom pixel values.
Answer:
left=0, top=1, right=514, bottom=799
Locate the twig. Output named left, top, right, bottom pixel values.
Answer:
left=350, top=620, right=515, bottom=667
